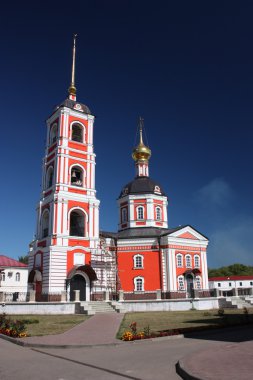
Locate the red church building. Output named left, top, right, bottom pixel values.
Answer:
left=28, top=37, right=209, bottom=301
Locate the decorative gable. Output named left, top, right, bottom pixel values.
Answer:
left=178, top=231, right=197, bottom=240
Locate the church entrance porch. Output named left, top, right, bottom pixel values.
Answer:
left=66, top=264, right=98, bottom=302
left=70, top=274, right=86, bottom=301
left=186, top=274, right=194, bottom=298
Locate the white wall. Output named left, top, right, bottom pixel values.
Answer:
left=0, top=267, right=28, bottom=293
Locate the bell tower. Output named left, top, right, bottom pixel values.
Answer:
left=28, top=35, right=100, bottom=301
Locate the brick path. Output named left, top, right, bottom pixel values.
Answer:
left=22, top=313, right=125, bottom=347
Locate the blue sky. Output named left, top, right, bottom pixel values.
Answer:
left=0, top=1, right=252, bottom=268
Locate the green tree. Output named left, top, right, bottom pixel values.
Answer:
left=208, top=263, right=253, bottom=277
left=18, top=255, right=28, bottom=265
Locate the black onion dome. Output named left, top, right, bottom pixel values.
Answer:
left=54, top=98, right=91, bottom=115
left=119, top=176, right=166, bottom=198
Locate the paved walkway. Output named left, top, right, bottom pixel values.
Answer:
left=21, top=313, right=125, bottom=347
left=176, top=325, right=253, bottom=379
left=1, top=314, right=253, bottom=379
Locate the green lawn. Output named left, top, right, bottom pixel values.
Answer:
left=8, top=315, right=89, bottom=336
left=117, top=309, right=253, bottom=338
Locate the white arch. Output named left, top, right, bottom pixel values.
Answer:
left=69, top=163, right=86, bottom=187
left=136, top=206, right=144, bottom=220
left=70, top=121, right=86, bottom=143
left=50, top=123, right=58, bottom=144
left=68, top=207, right=88, bottom=237
left=194, top=254, right=200, bottom=268
left=176, top=253, right=183, bottom=267
left=155, top=206, right=162, bottom=220
left=185, top=254, right=192, bottom=268
left=45, top=165, right=54, bottom=189
left=68, top=270, right=90, bottom=301
left=133, top=254, right=144, bottom=268
left=134, top=276, right=144, bottom=291
left=41, top=209, right=50, bottom=238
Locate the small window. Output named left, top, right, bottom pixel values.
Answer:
left=1, top=272, right=5, bottom=281
left=178, top=276, right=185, bottom=290
left=71, top=167, right=83, bottom=187
left=121, top=208, right=127, bottom=223
left=185, top=255, right=192, bottom=268
left=42, top=210, right=49, bottom=238
left=229, top=282, right=232, bottom=287
left=155, top=206, right=161, bottom=221
left=134, top=255, right=143, bottom=269
left=46, top=166, right=54, bottom=189
left=50, top=123, right=58, bottom=144
left=72, top=124, right=83, bottom=143
left=195, top=276, right=201, bottom=289
left=15, top=272, right=20, bottom=282
left=194, top=255, right=200, bottom=268
left=137, top=206, right=144, bottom=220
left=218, top=283, right=221, bottom=287
left=239, top=282, right=242, bottom=286
left=250, top=282, right=253, bottom=286
left=134, top=277, right=144, bottom=291
left=176, top=254, right=183, bottom=268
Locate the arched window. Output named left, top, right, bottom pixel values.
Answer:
left=1, top=272, right=5, bottom=281
left=134, top=255, right=143, bottom=269
left=71, top=166, right=83, bottom=187
left=134, top=277, right=144, bottom=291
left=70, top=210, right=85, bottom=237
left=195, top=276, right=202, bottom=289
left=72, top=124, right=83, bottom=143
left=50, top=123, right=58, bottom=144
left=176, top=254, right=183, bottom=267
left=15, top=272, right=20, bottom=282
left=185, top=255, right=192, bottom=268
left=194, top=255, right=200, bottom=268
left=42, top=210, right=49, bottom=238
left=121, top=208, right=127, bottom=223
left=46, top=166, right=54, bottom=188
left=137, top=206, right=144, bottom=220
left=155, top=206, right=162, bottom=220
left=178, top=276, right=185, bottom=290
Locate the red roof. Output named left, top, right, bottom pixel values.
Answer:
left=0, top=255, right=27, bottom=268
left=209, top=275, right=253, bottom=281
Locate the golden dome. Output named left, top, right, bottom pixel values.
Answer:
left=132, top=118, right=151, bottom=161
left=132, top=142, right=151, bottom=161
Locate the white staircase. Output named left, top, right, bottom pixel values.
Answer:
left=80, top=301, right=125, bottom=315
left=225, top=296, right=253, bottom=309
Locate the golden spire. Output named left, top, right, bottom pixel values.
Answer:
left=68, top=34, right=77, bottom=97
left=132, top=117, right=151, bottom=162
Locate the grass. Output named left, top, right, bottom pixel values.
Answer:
left=117, top=309, right=253, bottom=338
left=7, top=315, right=89, bottom=336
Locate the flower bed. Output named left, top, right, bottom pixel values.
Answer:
left=0, top=314, right=27, bottom=338
left=121, top=316, right=253, bottom=341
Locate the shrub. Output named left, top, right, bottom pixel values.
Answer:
left=0, top=314, right=27, bottom=338
left=218, top=308, right=225, bottom=317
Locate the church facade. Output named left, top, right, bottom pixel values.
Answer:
left=28, top=38, right=209, bottom=301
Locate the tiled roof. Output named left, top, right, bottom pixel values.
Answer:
left=0, top=255, right=27, bottom=268
left=209, top=275, right=253, bottom=281
left=100, top=226, right=185, bottom=239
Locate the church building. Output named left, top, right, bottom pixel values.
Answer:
left=28, top=37, right=209, bottom=301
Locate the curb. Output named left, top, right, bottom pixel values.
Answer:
left=0, top=332, right=183, bottom=349
left=176, top=360, right=202, bottom=380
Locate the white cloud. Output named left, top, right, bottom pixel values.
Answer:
left=208, top=216, right=253, bottom=267
left=195, top=178, right=235, bottom=207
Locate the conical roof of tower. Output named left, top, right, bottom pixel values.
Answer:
left=118, top=176, right=166, bottom=198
